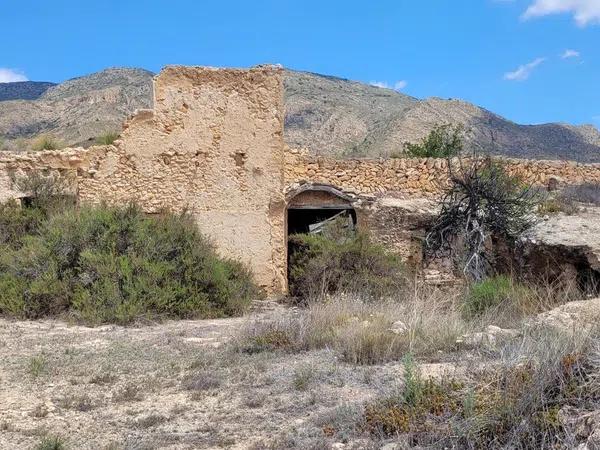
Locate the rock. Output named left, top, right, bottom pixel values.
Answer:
left=559, top=406, right=600, bottom=449
left=388, top=321, right=408, bottom=335
left=526, top=298, right=600, bottom=333
left=331, top=443, right=346, bottom=449
left=456, top=325, right=520, bottom=349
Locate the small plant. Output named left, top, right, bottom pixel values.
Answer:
left=182, top=370, right=222, bottom=391
left=31, top=135, right=62, bottom=151
left=292, top=365, right=315, bottom=391
left=134, top=413, right=168, bottom=429
left=538, top=196, right=579, bottom=215
left=402, top=124, right=464, bottom=158
left=95, top=131, right=120, bottom=145
left=463, top=275, right=533, bottom=318
left=35, top=435, right=66, bottom=450
left=113, top=384, right=144, bottom=403
left=28, top=354, right=48, bottom=378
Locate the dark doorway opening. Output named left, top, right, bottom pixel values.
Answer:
left=287, top=208, right=356, bottom=235
left=286, top=207, right=357, bottom=290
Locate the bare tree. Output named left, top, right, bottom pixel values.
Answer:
left=424, top=156, right=537, bottom=281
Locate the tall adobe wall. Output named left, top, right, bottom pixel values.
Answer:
left=0, top=66, right=287, bottom=294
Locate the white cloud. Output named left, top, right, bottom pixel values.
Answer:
left=369, top=80, right=408, bottom=91
left=0, top=68, right=28, bottom=83
left=369, top=81, right=390, bottom=88
left=561, top=49, right=581, bottom=58
left=503, top=57, right=546, bottom=81
left=522, top=0, right=600, bottom=27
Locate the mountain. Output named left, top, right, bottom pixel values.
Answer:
left=284, top=70, right=600, bottom=162
left=0, top=82, right=56, bottom=101
left=1, top=67, right=600, bottom=162
left=0, top=68, right=153, bottom=148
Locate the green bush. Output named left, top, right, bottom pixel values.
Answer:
left=0, top=204, right=258, bottom=324
left=95, top=131, right=120, bottom=145
left=402, top=124, right=463, bottom=158
left=31, top=135, right=62, bottom=151
left=463, top=275, right=532, bottom=318
left=288, top=232, right=405, bottom=300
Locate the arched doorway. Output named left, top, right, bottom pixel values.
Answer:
left=285, top=184, right=357, bottom=288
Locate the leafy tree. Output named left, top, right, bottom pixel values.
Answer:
left=403, top=124, right=464, bottom=158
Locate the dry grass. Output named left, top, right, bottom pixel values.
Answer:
left=239, top=286, right=469, bottom=364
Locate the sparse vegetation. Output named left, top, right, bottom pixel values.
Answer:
left=288, top=232, right=405, bottom=301
left=28, top=354, right=48, bottom=378
left=35, top=435, right=66, bottom=450
left=399, top=124, right=464, bottom=158
left=31, top=135, right=62, bottom=151
left=240, top=287, right=468, bottom=363
left=95, top=131, right=120, bottom=145
left=425, top=156, right=537, bottom=281
left=562, top=182, right=600, bottom=206
left=361, top=328, right=597, bottom=448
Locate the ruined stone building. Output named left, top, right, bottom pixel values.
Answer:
left=1, top=65, right=600, bottom=294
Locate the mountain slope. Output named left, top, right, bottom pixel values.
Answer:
left=0, top=68, right=153, bottom=148
left=1, top=67, right=599, bottom=162
left=0, top=82, right=56, bottom=101
left=284, top=70, right=600, bottom=162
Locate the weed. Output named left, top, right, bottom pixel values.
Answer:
left=292, top=365, right=314, bottom=391
left=31, top=135, right=62, bottom=151
left=35, top=435, right=66, bottom=450
left=28, top=354, right=48, bottom=378
left=95, top=131, right=120, bottom=146
left=181, top=369, right=222, bottom=391
left=113, top=384, right=144, bottom=403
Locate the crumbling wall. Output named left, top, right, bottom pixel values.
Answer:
left=0, top=66, right=287, bottom=294
left=286, top=149, right=600, bottom=197
left=3, top=65, right=600, bottom=296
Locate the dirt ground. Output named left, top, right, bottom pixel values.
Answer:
left=0, top=301, right=461, bottom=450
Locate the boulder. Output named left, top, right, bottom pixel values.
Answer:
left=526, top=298, right=600, bottom=333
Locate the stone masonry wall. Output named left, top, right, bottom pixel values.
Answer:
left=285, top=149, right=600, bottom=197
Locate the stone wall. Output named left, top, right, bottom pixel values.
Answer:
left=285, top=149, right=600, bottom=197
left=2, top=64, right=600, bottom=296
left=0, top=65, right=287, bottom=294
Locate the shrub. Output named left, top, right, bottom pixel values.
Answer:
left=95, top=131, right=120, bottom=145
left=288, top=233, right=405, bottom=301
left=401, top=124, right=464, bottom=158
left=538, top=196, right=579, bottom=215
left=463, top=275, right=534, bottom=319
left=36, top=435, right=66, bottom=450
left=31, top=135, right=62, bottom=151
left=425, top=157, right=537, bottom=281
left=0, top=204, right=259, bottom=324
left=361, top=328, right=596, bottom=448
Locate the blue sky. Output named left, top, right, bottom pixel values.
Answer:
left=1, top=0, right=599, bottom=127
